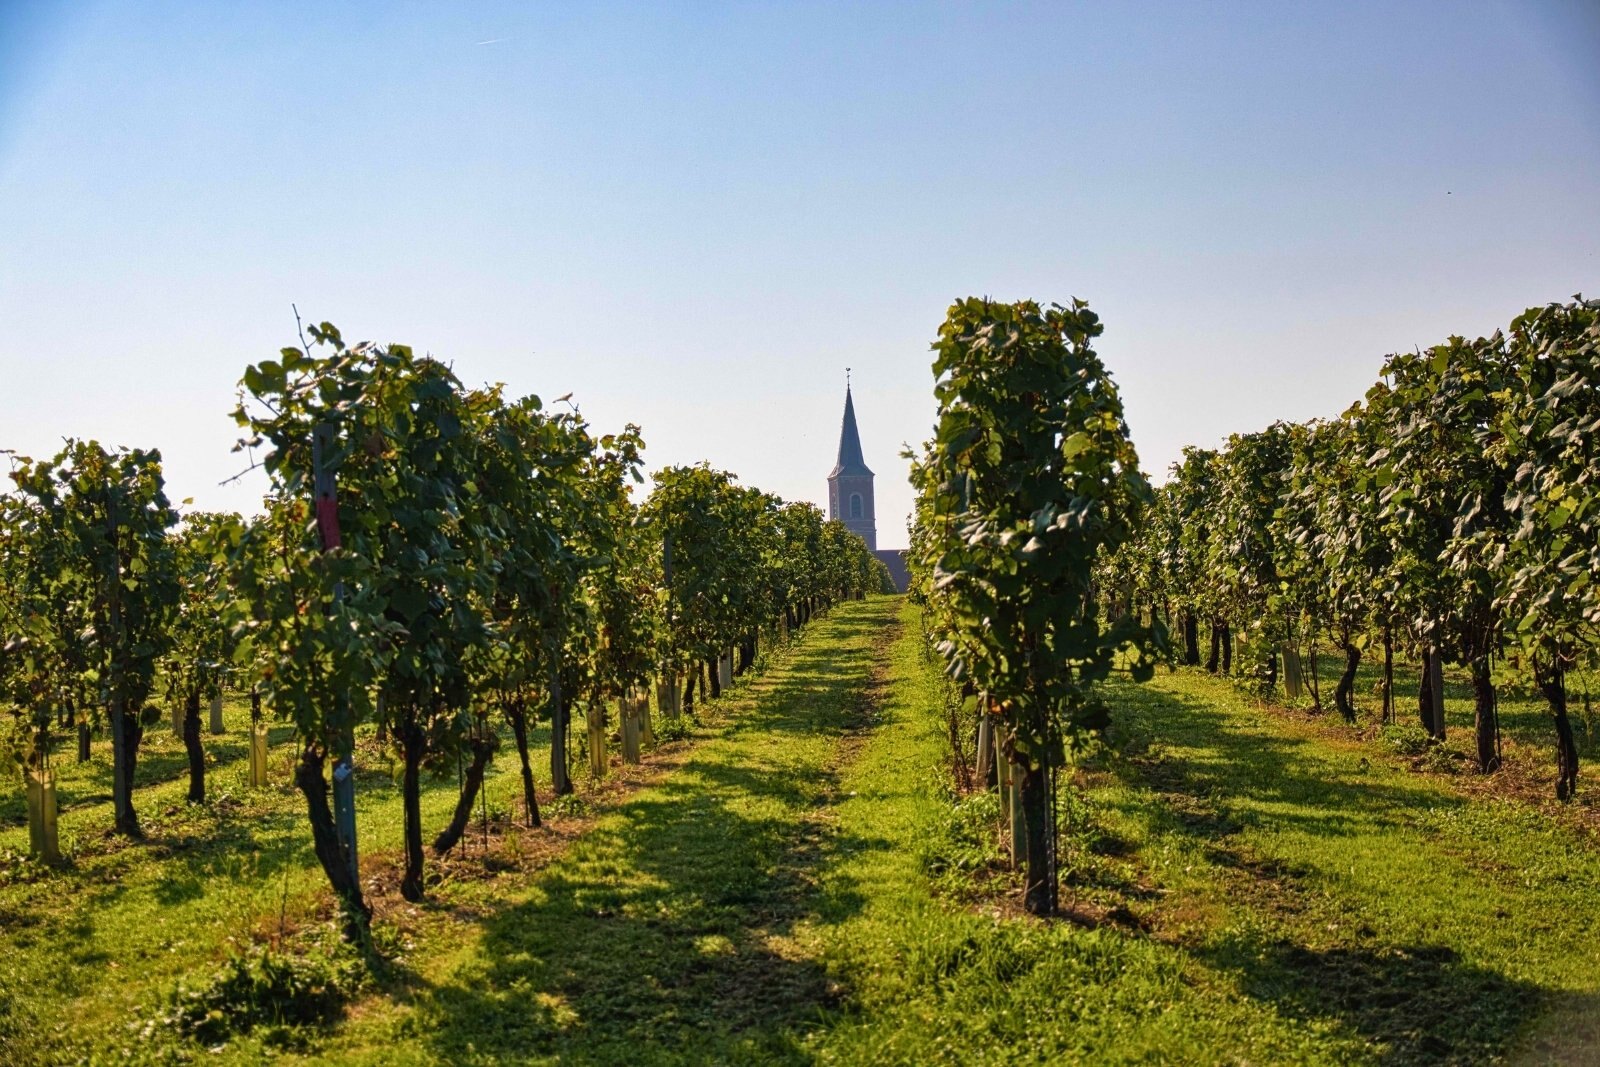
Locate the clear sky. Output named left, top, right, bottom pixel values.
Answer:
left=3, top=1, right=1597, bottom=546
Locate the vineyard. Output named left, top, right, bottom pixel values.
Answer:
left=2, top=297, right=1599, bottom=1064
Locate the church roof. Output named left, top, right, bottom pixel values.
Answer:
left=829, top=385, right=874, bottom=479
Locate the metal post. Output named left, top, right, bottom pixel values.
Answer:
left=106, top=496, right=134, bottom=835
left=313, top=422, right=359, bottom=886
left=663, top=530, right=676, bottom=709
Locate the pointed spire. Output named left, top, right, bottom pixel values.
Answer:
left=830, top=380, right=874, bottom=479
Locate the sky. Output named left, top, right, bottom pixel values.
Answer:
left=2, top=0, right=1597, bottom=547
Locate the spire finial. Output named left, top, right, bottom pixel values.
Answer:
left=846, top=367, right=851, bottom=389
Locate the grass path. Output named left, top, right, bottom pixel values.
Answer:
left=1088, top=668, right=1600, bottom=1063
left=804, top=602, right=1600, bottom=1064
left=6, top=597, right=1600, bottom=1063
left=301, top=597, right=902, bottom=1065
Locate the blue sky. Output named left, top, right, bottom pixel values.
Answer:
left=2, top=1, right=1597, bottom=544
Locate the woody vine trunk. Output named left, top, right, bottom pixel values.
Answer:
left=1334, top=641, right=1360, bottom=724
left=434, top=735, right=494, bottom=854
left=110, top=696, right=142, bottom=837
left=182, top=690, right=205, bottom=803
left=295, top=745, right=370, bottom=939
left=1018, top=763, right=1053, bottom=915
left=399, top=716, right=427, bottom=902
left=1535, top=655, right=1579, bottom=801
left=1470, top=656, right=1501, bottom=773
left=506, top=699, right=542, bottom=827
left=74, top=701, right=90, bottom=763
left=1418, top=649, right=1435, bottom=734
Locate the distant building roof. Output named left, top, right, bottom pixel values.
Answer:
left=829, top=385, right=874, bottom=479
left=875, top=549, right=909, bottom=593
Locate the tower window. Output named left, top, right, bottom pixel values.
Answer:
left=850, top=493, right=863, bottom=519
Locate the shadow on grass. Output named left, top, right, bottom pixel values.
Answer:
left=0, top=720, right=299, bottom=828
left=1211, top=935, right=1539, bottom=1065
left=1261, top=644, right=1592, bottom=771
left=1103, top=677, right=1546, bottom=1063
left=1104, top=680, right=1461, bottom=843
left=398, top=602, right=898, bottom=1065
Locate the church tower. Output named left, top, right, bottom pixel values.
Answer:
left=828, top=379, right=876, bottom=551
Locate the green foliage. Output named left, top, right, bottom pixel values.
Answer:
left=1112, top=296, right=1598, bottom=787
left=916, top=788, right=1005, bottom=897
left=654, top=714, right=695, bottom=743
left=4, top=441, right=180, bottom=833
left=163, top=510, right=243, bottom=712
left=1378, top=722, right=1433, bottom=757
left=1497, top=300, right=1600, bottom=661
left=163, top=945, right=363, bottom=1047
left=8, top=443, right=180, bottom=722
left=911, top=297, right=1162, bottom=768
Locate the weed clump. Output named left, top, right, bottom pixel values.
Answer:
left=544, top=792, right=592, bottom=819
left=655, top=716, right=695, bottom=743
left=917, top=788, right=1006, bottom=898
left=1379, top=723, right=1432, bottom=757
left=162, top=944, right=363, bottom=1048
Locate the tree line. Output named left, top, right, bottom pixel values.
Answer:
left=0, top=321, right=891, bottom=937
left=906, top=293, right=1597, bottom=918
left=1099, top=296, right=1598, bottom=796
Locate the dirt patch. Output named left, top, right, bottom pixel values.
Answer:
left=828, top=609, right=901, bottom=772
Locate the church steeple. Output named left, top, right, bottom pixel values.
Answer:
left=829, top=383, right=874, bottom=479
left=826, top=375, right=876, bottom=551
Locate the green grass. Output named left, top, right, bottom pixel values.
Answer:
left=4, top=599, right=1598, bottom=1064
left=0, top=658, right=731, bottom=1062
left=804, top=608, right=1600, bottom=1064
left=297, top=599, right=896, bottom=1065
left=1238, top=633, right=1600, bottom=791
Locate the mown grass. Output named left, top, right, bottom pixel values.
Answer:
left=298, top=599, right=896, bottom=1065
left=803, top=602, right=1363, bottom=1065
left=1232, top=632, right=1600, bottom=803
left=5, top=599, right=1598, bottom=1064
left=803, top=602, right=1600, bottom=1064
left=0, top=635, right=808, bottom=1062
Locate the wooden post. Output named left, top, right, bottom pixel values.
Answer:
left=549, top=668, right=570, bottom=795
left=1382, top=623, right=1395, bottom=725
left=313, top=422, right=359, bottom=886
left=996, top=744, right=1012, bottom=844
left=26, top=766, right=61, bottom=864
left=975, top=713, right=993, bottom=787
left=1428, top=647, right=1447, bottom=740
left=587, top=699, right=607, bottom=779
left=1009, top=769, right=1026, bottom=867
left=658, top=673, right=680, bottom=719
left=1282, top=643, right=1303, bottom=700
left=640, top=687, right=655, bottom=748
left=105, top=494, right=139, bottom=837
left=249, top=722, right=269, bottom=787
left=621, top=691, right=642, bottom=765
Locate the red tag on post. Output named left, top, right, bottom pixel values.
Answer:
left=316, top=495, right=342, bottom=550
